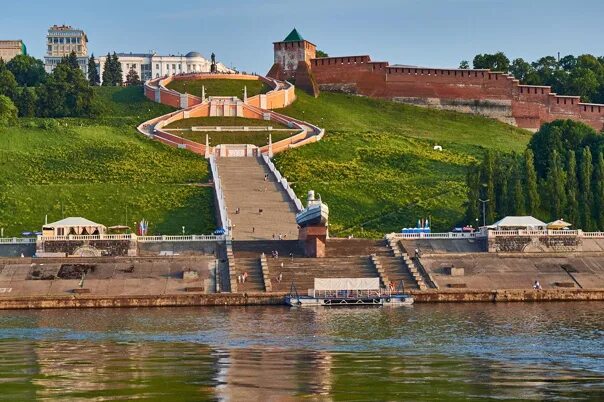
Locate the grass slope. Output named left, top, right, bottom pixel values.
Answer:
left=274, top=91, right=532, bottom=238
left=165, top=116, right=289, bottom=129
left=0, top=87, right=216, bottom=236
left=177, top=131, right=295, bottom=146
left=166, top=78, right=270, bottom=98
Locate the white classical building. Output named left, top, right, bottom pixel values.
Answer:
left=97, top=51, right=233, bottom=84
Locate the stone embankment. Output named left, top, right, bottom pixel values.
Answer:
left=0, top=289, right=603, bottom=310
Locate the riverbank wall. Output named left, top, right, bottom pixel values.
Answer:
left=1, top=289, right=603, bottom=310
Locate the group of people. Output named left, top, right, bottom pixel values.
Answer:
left=237, top=271, right=248, bottom=284
left=272, top=233, right=286, bottom=240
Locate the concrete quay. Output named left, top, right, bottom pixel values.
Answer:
left=0, top=289, right=603, bottom=310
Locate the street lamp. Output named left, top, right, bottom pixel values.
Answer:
left=479, top=199, right=490, bottom=227
left=182, top=226, right=185, bottom=235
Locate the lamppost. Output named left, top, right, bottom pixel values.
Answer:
left=479, top=199, right=490, bottom=227
left=182, top=226, right=185, bottom=235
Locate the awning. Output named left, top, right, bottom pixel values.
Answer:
left=547, top=219, right=572, bottom=229
left=314, top=277, right=380, bottom=291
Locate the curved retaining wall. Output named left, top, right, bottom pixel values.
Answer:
left=140, top=73, right=322, bottom=156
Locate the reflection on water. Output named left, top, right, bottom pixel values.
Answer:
left=0, top=303, right=602, bottom=400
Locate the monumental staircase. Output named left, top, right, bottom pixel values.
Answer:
left=216, top=157, right=299, bottom=241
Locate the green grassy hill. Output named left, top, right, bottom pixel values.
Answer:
left=274, top=91, right=532, bottom=238
left=0, top=87, right=216, bottom=236
left=166, top=78, right=269, bottom=98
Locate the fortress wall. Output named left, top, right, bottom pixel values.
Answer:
left=310, top=57, right=604, bottom=131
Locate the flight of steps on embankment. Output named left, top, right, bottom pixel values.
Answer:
left=216, top=157, right=298, bottom=241
left=266, top=256, right=379, bottom=293
left=226, top=238, right=429, bottom=293
left=373, top=256, right=424, bottom=291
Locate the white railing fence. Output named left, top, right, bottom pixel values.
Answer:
left=138, top=235, right=225, bottom=242
left=209, top=155, right=231, bottom=236
left=387, top=229, right=604, bottom=240
left=0, top=237, right=37, bottom=244
left=388, top=232, right=478, bottom=239
left=262, top=154, right=303, bottom=212
left=29, top=234, right=225, bottom=243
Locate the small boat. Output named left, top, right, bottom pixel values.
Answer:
left=296, top=191, right=329, bottom=227
left=285, top=277, right=414, bottom=307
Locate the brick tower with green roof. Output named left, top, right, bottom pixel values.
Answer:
left=267, top=28, right=319, bottom=96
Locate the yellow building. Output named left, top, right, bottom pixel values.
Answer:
left=0, top=40, right=26, bottom=62
left=44, top=25, right=88, bottom=74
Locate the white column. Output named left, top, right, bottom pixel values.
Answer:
left=268, top=133, right=273, bottom=157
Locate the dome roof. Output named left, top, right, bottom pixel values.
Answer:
left=186, top=51, right=203, bottom=58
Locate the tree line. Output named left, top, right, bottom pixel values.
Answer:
left=465, top=120, right=604, bottom=231
left=459, top=52, right=604, bottom=104
left=0, top=52, right=93, bottom=120
left=0, top=51, right=141, bottom=124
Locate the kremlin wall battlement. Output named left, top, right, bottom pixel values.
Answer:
left=268, top=30, right=604, bottom=132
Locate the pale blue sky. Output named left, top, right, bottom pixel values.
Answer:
left=1, top=0, right=602, bottom=73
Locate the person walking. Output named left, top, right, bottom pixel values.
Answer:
left=277, top=272, right=283, bottom=283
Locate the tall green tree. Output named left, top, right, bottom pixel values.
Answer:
left=510, top=156, right=525, bottom=215
left=101, top=53, right=113, bottom=86
left=0, top=61, right=18, bottom=101
left=102, top=52, right=123, bottom=86
left=0, top=95, right=17, bottom=126
left=125, top=68, right=141, bottom=86
left=524, top=149, right=540, bottom=217
left=87, top=54, right=100, bottom=86
left=565, top=150, right=580, bottom=226
left=494, top=154, right=509, bottom=218
left=545, top=150, right=566, bottom=220
left=510, top=58, right=536, bottom=83
left=111, top=52, right=122, bottom=86
left=579, top=147, right=593, bottom=230
left=36, top=60, right=93, bottom=117
left=459, top=60, right=470, bottom=69
left=15, top=87, right=37, bottom=117
left=480, top=151, right=496, bottom=224
left=593, top=152, right=604, bottom=230
left=473, top=52, right=510, bottom=72
left=6, top=54, right=46, bottom=86
left=464, top=163, right=481, bottom=226
left=64, top=51, right=80, bottom=70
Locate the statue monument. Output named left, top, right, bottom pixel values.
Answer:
left=210, top=52, right=217, bottom=73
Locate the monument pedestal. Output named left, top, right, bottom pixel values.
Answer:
left=299, top=225, right=327, bottom=258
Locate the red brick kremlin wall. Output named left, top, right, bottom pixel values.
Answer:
left=309, top=56, right=604, bottom=131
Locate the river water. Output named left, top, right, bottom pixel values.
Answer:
left=0, top=302, right=602, bottom=401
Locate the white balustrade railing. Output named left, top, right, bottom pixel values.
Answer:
left=40, top=234, right=135, bottom=241
left=209, top=155, right=231, bottom=236
left=262, top=154, right=303, bottom=212
left=138, top=235, right=225, bottom=242
left=0, top=237, right=37, bottom=244
left=388, top=232, right=478, bottom=239
left=386, top=229, right=604, bottom=240
left=37, top=234, right=225, bottom=242
left=582, top=232, right=604, bottom=238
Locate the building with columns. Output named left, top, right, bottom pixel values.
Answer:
left=44, top=25, right=88, bottom=74
left=0, top=40, right=26, bottom=62
left=97, top=52, right=233, bottom=84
